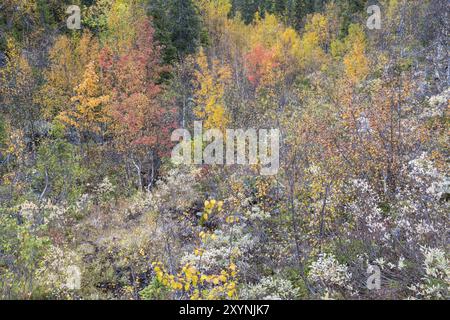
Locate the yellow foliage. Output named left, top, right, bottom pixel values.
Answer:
left=304, top=13, right=329, bottom=45
left=151, top=198, right=238, bottom=300
left=344, top=43, right=369, bottom=84
left=105, top=0, right=147, bottom=54
left=339, top=24, right=370, bottom=83
left=0, top=37, right=34, bottom=107
left=245, top=13, right=329, bottom=79
left=298, top=13, right=329, bottom=70
left=195, top=0, right=232, bottom=46
left=250, top=14, right=283, bottom=49
left=57, top=61, right=110, bottom=134
left=194, top=49, right=231, bottom=132
left=195, top=0, right=232, bottom=20
left=276, top=28, right=302, bottom=59
left=152, top=261, right=238, bottom=300
left=39, top=31, right=99, bottom=120
left=331, top=24, right=369, bottom=83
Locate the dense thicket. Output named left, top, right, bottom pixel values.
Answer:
left=0, top=0, right=448, bottom=300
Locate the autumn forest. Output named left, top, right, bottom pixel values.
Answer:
left=0, top=0, right=448, bottom=300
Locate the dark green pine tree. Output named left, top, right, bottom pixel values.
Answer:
left=231, top=0, right=262, bottom=24
left=167, top=0, right=202, bottom=59
left=147, top=0, right=202, bottom=64
left=229, top=0, right=332, bottom=26
left=336, top=0, right=368, bottom=37
left=273, top=0, right=287, bottom=16
left=292, top=0, right=324, bottom=29
left=147, top=0, right=176, bottom=64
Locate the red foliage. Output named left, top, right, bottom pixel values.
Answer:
left=244, top=44, right=279, bottom=87
left=100, top=18, right=177, bottom=157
